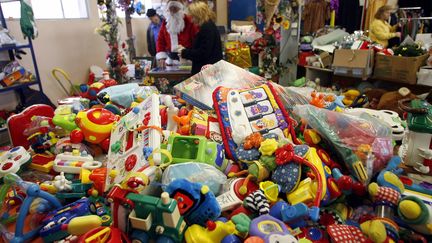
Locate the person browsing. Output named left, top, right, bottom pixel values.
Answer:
left=369, top=5, right=401, bottom=48
left=146, top=9, right=163, bottom=57
left=176, top=1, right=223, bottom=75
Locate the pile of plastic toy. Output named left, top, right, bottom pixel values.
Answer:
left=0, top=61, right=431, bottom=243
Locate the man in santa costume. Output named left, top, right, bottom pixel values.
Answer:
left=156, top=0, right=199, bottom=67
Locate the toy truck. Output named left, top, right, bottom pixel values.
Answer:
left=127, top=192, right=187, bottom=243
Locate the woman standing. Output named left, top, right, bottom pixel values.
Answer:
left=369, top=5, right=401, bottom=48
left=178, top=1, right=223, bottom=75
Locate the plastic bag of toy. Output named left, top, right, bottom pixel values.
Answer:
left=294, top=105, right=393, bottom=184
left=162, top=162, right=227, bottom=195
left=174, top=60, right=266, bottom=110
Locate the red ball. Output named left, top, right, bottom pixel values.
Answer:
left=70, top=130, right=84, bottom=143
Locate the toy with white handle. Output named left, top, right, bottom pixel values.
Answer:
left=0, top=146, right=31, bottom=178
left=164, top=95, right=179, bottom=132
left=227, top=90, right=253, bottom=145
left=54, top=149, right=102, bottom=174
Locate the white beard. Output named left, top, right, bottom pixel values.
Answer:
left=166, top=10, right=185, bottom=52
left=166, top=11, right=185, bottom=36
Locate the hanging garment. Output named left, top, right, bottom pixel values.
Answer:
left=364, top=0, right=387, bottom=31
left=399, top=0, right=432, bottom=17
left=337, top=0, right=362, bottom=33
left=303, top=0, right=330, bottom=34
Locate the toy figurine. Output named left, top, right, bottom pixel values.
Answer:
left=164, top=95, right=179, bottom=132
left=173, top=110, right=192, bottom=135
left=243, top=133, right=264, bottom=150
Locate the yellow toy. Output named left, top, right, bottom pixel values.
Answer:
left=397, top=196, right=432, bottom=235
left=360, top=220, right=388, bottom=243
left=258, top=139, right=278, bottom=156
left=65, top=215, right=103, bottom=236
left=185, top=213, right=250, bottom=243
left=342, top=89, right=360, bottom=106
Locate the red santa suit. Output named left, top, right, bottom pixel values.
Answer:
left=155, top=0, right=199, bottom=62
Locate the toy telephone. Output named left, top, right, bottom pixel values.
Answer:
left=213, top=83, right=297, bottom=161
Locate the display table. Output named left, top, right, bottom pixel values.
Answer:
left=148, top=67, right=192, bottom=81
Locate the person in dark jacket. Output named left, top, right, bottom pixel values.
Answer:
left=146, top=8, right=163, bottom=57
left=177, top=1, right=222, bottom=74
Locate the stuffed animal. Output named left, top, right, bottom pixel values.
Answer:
left=363, top=88, right=387, bottom=109
left=377, top=87, right=417, bottom=116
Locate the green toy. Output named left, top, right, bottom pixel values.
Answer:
left=127, top=192, right=187, bottom=243
left=166, top=135, right=228, bottom=172
left=20, top=0, right=37, bottom=39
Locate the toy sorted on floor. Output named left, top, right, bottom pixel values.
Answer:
left=165, top=179, right=221, bottom=226
left=213, top=82, right=298, bottom=161
left=0, top=173, right=62, bottom=243
left=106, top=93, right=162, bottom=188
left=399, top=98, right=432, bottom=174
left=294, top=104, right=393, bottom=184
left=345, top=108, right=405, bottom=141
left=0, top=147, right=31, bottom=178
left=165, top=134, right=228, bottom=172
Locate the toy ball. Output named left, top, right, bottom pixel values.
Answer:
left=70, top=130, right=84, bottom=144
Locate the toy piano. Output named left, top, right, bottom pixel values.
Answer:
left=213, top=82, right=297, bottom=161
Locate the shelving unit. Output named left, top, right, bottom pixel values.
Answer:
left=0, top=0, right=43, bottom=102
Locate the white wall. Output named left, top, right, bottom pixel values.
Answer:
left=0, top=0, right=227, bottom=110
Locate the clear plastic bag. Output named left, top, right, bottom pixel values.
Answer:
left=294, top=105, right=393, bottom=184
left=162, top=162, right=227, bottom=195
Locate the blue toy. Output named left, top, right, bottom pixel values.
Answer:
left=377, top=156, right=404, bottom=193
left=269, top=201, right=320, bottom=229
left=39, top=198, right=91, bottom=242
left=0, top=173, right=61, bottom=243
left=165, top=179, right=221, bottom=226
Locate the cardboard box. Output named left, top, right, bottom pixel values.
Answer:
left=231, top=20, right=255, bottom=33
left=332, top=49, right=374, bottom=79
left=417, top=66, right=432, bottom=86
left=373, top=54, right=429, bottom=84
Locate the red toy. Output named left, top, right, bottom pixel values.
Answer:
left=7, top=104, right=55, bottom=149
left=73, top=108, right=118, bottom=147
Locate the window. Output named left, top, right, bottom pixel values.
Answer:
left=102, top=0, right=166, bottom=19
left=1, top=0, right=88, bottom=19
